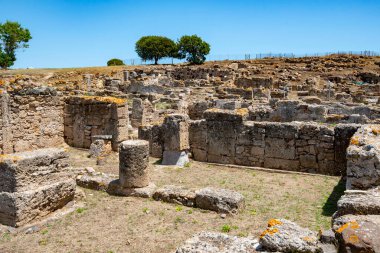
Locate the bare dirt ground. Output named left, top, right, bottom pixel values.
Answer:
left=1, top=147, right=343, bottom=253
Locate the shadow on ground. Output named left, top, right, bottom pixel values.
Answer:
left=322, top=177, right=346, bottom=216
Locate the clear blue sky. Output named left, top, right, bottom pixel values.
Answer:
left=1, top=0, right=379, bottom=68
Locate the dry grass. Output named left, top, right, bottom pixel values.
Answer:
left=1, top=148, right=342, bottom=253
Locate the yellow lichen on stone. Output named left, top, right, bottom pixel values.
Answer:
left=236, top=108, right=249, bottom=116
left=80, top=95, right=127, bottom=105
left=260, top=228, right=279, bottom=238
left=0, top=154, right=20, bottom=163
left=336, top=221, right=360, bottom=234
left=302, top=236, right=315, bottom=242
left=268, top=219, right=283, bottom=227
left=350, top=136, right=359, bottom=146
left=207, top=108, right=222, bottom=112
left=371, top=126, right=380, bottom=135
left=348, top=234, right=359, bottom=244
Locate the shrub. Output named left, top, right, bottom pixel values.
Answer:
left=107, top=58, right=124, bottom=66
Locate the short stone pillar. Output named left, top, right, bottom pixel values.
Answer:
left=131, top=98, right=145, bottom=128
left=119, top=140, right=150, bottom=188
left=83, top=74, right=93, bottom=91
left=123, top=70, right=129, bottom=81
left=162, top=114, right=190, bottom=166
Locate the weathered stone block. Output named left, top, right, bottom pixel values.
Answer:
left=175, top=231, right=258, bottom=253
left=346, top=125, right=380, bottom=189
left=162, top=114, right=189, bottom=151
left=162, top=151, right=189, bottom=166
left=153, top=185, right=196, bottom=207
left=195, top=187, right=245, bottom=214
left=203, top=108, right=248, bottom=122
left=260, top=219, right=320, bottom=253
left=264, top=157, right=300, bottom=171
left=333, top=215, right=380, bottom=253
left=0, top=148, right=71, bottom=193
left=107, top=180, right=156, bottom=198
left=265, top=138, right=296, bottom=160
left=333, top=188, right=380, bottom=218
left=0, top=179, right=76, bottom=227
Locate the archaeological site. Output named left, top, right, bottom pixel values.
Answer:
left=0, top=53, right=379, bottom=252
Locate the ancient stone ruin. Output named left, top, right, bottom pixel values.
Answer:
left=0, top=54, right=379, bottom=252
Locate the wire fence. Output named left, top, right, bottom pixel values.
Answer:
left=123, top=50, right=380, bottom=66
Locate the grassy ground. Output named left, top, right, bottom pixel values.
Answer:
left=1, top=148, right=343, bottom=253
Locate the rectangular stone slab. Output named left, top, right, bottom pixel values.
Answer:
left=0, top=179, right=76, bottom=227
left=0, top=148, right=71, bottom=193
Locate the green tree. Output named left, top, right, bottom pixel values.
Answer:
left=107, top=58, right=124, bottom=66
left=135, top=36, right=177, bottom=65
left=0, top=21, right=32, bottom=69
left=177, top=35, right=210, bottom=64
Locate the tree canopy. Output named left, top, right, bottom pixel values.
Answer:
left=0, top=21, right=32, bottom=69
left=177, top=35, right=210, bottom=64
left=107, top=58, right=124, bottom=66
left=135, top=36, right=177, bottom=65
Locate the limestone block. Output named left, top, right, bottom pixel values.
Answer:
left=119, top=140, right=150, bottom=188
left=192, top=148, right=207, bottom=161
left=333, top=215, right=380, bottom=253
left=333, top=188, right=380, bottom=218
left=265, top=138, right=296, bottom=160
left=175, top=232, right=258, bottom=253
left=0, top=148, right=71, bottom=193
left=162, top=151, right=189, bottom=166
left=259, top=219, right=320, bottom=253
left=107, top=180, right=156, bottom=198
left=0, top=179, right=76, bottom=227
left=203, top=108, right=248, bottom=122
left=153, top=185, right=196, bottom=207
left=138, top=124, right=163, bottom=158
left=131, top=98, right=144, bottom=128
left=163, top=114, right=189, bottom=151
left=76, top=173, right=116, bottom=192
left=346, top=125, right=380, bottom=189
left=264, top=157, right=300, bottom=171
left=299, top=154, right=318, bottom=170
left=195, top=187, right=245, bottom=214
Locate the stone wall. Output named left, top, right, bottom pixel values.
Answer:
left=64, top=96, right=128, bottom=151
left=0, top=88, right=64, bottom=154
left=253, top=100, right=380, bottom=124
left=139, top=109, right=360, bottom=176
left=189, top=109, right=360, bottom=175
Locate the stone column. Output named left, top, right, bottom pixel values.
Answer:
left=83, top=74, right=93, bottom=92
left=1, top=92, right=12, bottom=154
left=131, top=98, right=144, bottom=128
left=161, top=114, right=190, bottom=166
left=119, top=140, right=149, bottom=188
left=123, top=70, right=129, bottom=81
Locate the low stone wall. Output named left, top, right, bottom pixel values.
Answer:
left=251, top=100, right=380, bottom=124
left=190, top=109, right=360, bottom=175
left=64, top=96, right=128, bottom=151
left=139, top=109, right=360, bottom=175
left=0, top=88, right=64, bottom=154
